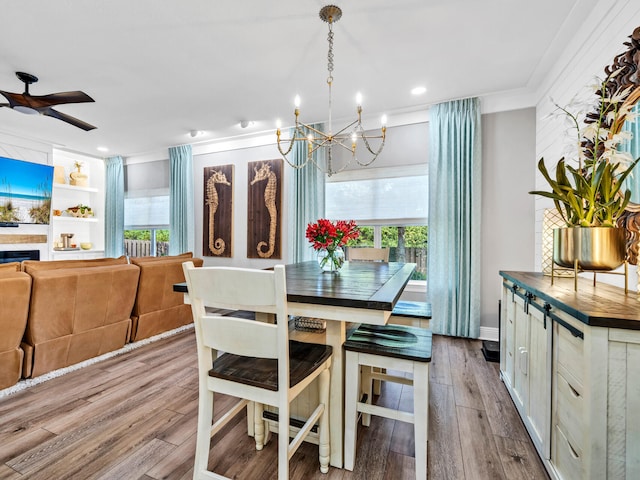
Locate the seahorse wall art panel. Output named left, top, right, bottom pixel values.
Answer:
left=247, top=159, right=282, bottom=259
left=203, top=164, right=233, bottom=257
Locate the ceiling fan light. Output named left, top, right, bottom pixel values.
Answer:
left=13, top=105, right=39, bottom=115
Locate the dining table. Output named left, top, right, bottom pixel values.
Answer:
left=175, top=260, right=416, bottom=468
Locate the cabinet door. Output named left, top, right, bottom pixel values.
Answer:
left=527, top=304, right=551, bottom=457
left=512, top=294, right=529, bottom=413
left=501, top=286, right=516, bottom=386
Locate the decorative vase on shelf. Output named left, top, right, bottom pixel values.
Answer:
left=69, top=162, right=88, bottom=187
left=53, top=165, right=66, bottom=184
left=317, top=246, right=345, bottom=273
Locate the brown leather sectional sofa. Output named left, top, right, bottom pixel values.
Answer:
left=0, top=252, right=202, bottom=390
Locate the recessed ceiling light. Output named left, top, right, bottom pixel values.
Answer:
left=97, top=146, right=109, bottom=152
left=411, top=86, right=427, bottom=95
left=189, top=130, right=205, bottom=138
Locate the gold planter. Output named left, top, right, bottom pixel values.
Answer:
left=553, top=227, right=627, bottom=271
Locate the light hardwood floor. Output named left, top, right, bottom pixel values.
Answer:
left=0, top=329, right=548, bottom=479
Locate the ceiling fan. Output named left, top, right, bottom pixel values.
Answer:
left=0, top=71, right=96, bottom=131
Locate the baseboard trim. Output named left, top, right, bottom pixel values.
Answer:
left=479, top=326, right=499, bottom=342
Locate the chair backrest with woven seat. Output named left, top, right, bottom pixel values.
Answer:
left=347, top=247, right=390, bottom=262
left=182, top=262, right=332, bottom=480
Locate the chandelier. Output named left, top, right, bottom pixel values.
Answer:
left=276, top=5, right=387, bottom=177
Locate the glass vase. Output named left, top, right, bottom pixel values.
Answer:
left=317, top=246, right=345, bottom=273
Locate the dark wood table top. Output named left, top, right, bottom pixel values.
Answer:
left=500, top=271, right=640, bottom=330
left=284, top=261, right=415, bottom=311
left=174, top=261, right=416, bottom=312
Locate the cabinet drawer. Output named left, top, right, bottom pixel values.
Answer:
left=553, top=425, right=583, bottom=480
left=505, top=304, right=515, bottom=379
left=556, top=319, right=584, bottom=390
left=556, top=373, right=583, bottom=453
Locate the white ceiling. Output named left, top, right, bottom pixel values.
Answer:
left=0, top=0, right=598, bottom=158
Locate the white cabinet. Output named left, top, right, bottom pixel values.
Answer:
left=50, top=152, right=105, bottom=259
left=500, top=284, right=551, bottom=459
left=500, top=271, right=640, bottom=480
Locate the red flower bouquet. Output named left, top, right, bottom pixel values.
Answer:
left=306, top=219, right=359, bottom=272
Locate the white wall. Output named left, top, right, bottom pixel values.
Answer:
left=534, top=0, right=640, bottom=287
left=193, top=142, right=291, bottom=269
left=481, top=108, right=536, bottom=329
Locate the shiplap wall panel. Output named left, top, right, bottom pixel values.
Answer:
left=0, top=134, right=51, bottom=165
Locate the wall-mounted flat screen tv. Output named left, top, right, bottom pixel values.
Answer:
left=0, top=156, right=54, bottom=225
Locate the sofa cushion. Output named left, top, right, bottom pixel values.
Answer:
left=0, top=262, right=21, bottom=273
left=22, top=256, right=128, bottom=274
left=129, top=251, right=194, bottom=264
left=129, top=253, right=203, bottom=341
left=23, top=263, right=140, bottom=378
left=0, top=270, right=31, bottom=389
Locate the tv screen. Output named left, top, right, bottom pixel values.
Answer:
left=0, top=156, right=54, bottom=225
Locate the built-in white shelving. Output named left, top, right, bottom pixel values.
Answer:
left=50, top=151, right=105, bottom=260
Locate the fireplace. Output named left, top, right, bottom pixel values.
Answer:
left=0, top=249, right=40, bottom=264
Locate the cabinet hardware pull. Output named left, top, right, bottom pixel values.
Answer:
left=568, top=383, right=580, bottom=398
left=524, top=292, right=533, bottom=314
left=567, top=438, right=580, bottom=459
left=518, top=347, right=528, bottom=374
left=543, top=303, right=551, bottom=329
left=555, top=317, right=584, bottom=339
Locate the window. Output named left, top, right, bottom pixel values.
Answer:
left=124, top=160, right=170, bottom=256
left=124, top=228, right=170, bottom=257
left=326, top=165, right=428, bottom=281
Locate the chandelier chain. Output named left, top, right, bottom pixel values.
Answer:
left=327, top=23, right=334, bottom=84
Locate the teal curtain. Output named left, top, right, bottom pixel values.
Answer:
left=427, top=98, right=482, bottom=338
left=287, top=124, right=326, bottom=262
left=169, top=144, right=194, bottom=255
left=104, top=156, right=124, bottom=258
left=622, top=103, right=640, bottom=203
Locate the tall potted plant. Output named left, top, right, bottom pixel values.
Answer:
left=530, top=72, right=640, bottom=270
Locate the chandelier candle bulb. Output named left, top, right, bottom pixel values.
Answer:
left=381, top=114, right=387, bottom=126
left=294, top=95, right=301, bottom=108
left=356, top=92, right=362, bottom=107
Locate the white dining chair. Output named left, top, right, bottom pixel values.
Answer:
left=182, top=262, right=333, bottom=480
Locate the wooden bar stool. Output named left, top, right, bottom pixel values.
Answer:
left=344, top=324, right=432, bottom=480
left=390, top=300, right=432, bottom=328
left=369, top=301, right=432, bottom=396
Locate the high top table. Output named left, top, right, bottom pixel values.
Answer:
left=175, top=260, right=416, bottom=468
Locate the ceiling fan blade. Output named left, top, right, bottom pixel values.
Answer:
left=31, top=91, right=95, bottom=107
left=43, top=107, right=96, bottom=131
left=0, top=90, right=23, bottom=108
left=0, top=90, right=94, bottom=110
